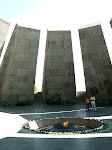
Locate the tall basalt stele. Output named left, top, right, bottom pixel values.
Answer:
left=0, top=24, right=40, bottom=106
left=79, top=25, right=112, bottom=105
left=42, top=31, right=76, bottom=104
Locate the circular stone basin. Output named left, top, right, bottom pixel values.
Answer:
left=39, top=123, right=90, bottom=133
left=24, top=117, right=105, bottom=134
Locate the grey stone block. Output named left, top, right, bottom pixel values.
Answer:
left=90, top=68, right=96, bottom=75
left=95, top=36, right=105, bottom=44
left=42, top=31, right=76, bottom=104
left=79, top=24, right=112, bottom=102
left=79, top=30, right=86, bottom=39
left=64, top=41, right=72, bottom=48
left=63, top=55, right=73, bottom=62
left=16, top=54, right=32, bottom=61
left=83, top=61, right=92, bottom=68
left=26, top=88, right=34, bottom=94
left=23, top=30, right=32, bottom=39
left=20, top=38, right=30, bottom=47
left=86, top=38, right=96, bottom=45
left=14, top=75, right=28, bottom=82
left=46, top=48, right=57, bottom=55
left=92, top=25, right=103, bottom=36
left=12, top=89, right=22, bottom=95
left=26, top=83, right=34, bottom=89
left=56, top=41, right=64, bottom=48
left=14, top=37, right=21, bottom=46
left=28, top=77, right=35, bottom=83
left=45, top=56, right=54, bottom=62
left=17, top=69, right=27, bottom=76
left=1, top=95, right=9, bottom=102
left=55, top=33, right=63, bottom=40
left=32, top=55, right=37, bottom=62
left=64, top=49, right=72, bottom=55
left=18, top=82, right=28, bottom=89
left=82, top=54, right=91, bottom=61
left=0, top=24, right=40, bottom=106
left=80, top=39, right=88, bottom=46
left=48, top=41, right=57, bottom=49
left=27, top=68, right=36, bottom=76
left=29, top=48, right=38, bottom=55
left=31, top=31, right=40, bottom=39
left=17, top=61, right=30, bottom=69
left=5, top=75, right=15, bottom=82
left=53, top=55, right=63, bottom=62
left=19, top=95, right=29, bottom=101
left=29, top=40, right=39, bottom=48
left=64, top=32, right=71, bottom=40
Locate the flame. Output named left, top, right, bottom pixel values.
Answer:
left=63, top=121, right=68, bottom=127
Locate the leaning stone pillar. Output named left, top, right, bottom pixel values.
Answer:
left=79, top=24, right=112, bottom=105
left=42, top=31, right=76, bottom=104
left=0, top=24, right=40, bottom=106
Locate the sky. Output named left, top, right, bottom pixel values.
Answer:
left=0, top=0, right=112, bottom=29
left=0, top=0, right=41, bottom=21
left=0, top=0, right=112, bottom=93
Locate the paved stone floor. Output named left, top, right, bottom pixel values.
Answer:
left=0, top=103, right=112, bottom=150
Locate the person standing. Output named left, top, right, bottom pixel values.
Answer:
left=90, top=95, right=97, bottom=112
left=86, top=96, right=90, bottom=112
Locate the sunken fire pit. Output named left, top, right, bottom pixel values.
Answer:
left=24, top=117, right=105, bottom=134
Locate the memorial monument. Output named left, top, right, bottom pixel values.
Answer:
left=79, top=24, right=112, bottom=105
left=42, top=31, right=76, bottom=104
left=0, top=18, right=112, bottom=106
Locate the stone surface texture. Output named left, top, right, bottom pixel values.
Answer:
left=0, top=24, right=40, bottom=105
left=110, top=18, right=112, bottom=28
left=42, top=31, right=76, bottom=104
left=0, top=17, right=112, bottom=106
left=79, top=25, right=112, bottom=105
left=0, top=18, right=10, bottom=56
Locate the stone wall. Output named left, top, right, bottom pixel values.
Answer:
left=79, top=25, right=112, bottom=105
left=0, top=18, right=10, bottom=56
left=110, top=18, right=112, bottom=28
left=0, top=24, right=40, bottom=106
left=42, top=31, right=76, bottom=104
left=0, top=19, right=112, bottom=106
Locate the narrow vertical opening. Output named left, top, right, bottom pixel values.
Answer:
left=101, top=21, right=112, bottom=65
left=71, top=28, right=86, bottom=97
left=34, top=28, right=47, bottom=93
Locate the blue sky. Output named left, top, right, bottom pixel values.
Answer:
left=0, top=0, right=112, bottom=25
left=0, top=0, right=42, bottom=20
left=0, top=0, right=112, bottom=29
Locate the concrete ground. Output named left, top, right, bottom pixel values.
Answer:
left=0, top=103, right=112, bottom=150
